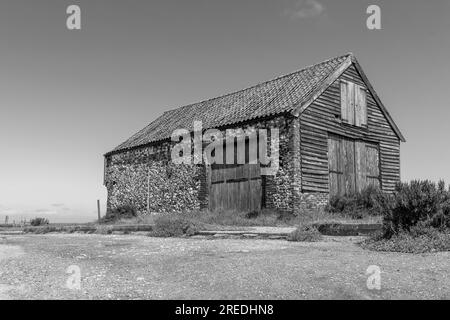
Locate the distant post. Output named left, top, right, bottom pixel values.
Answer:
left=97, top=200, right=101, bottom=221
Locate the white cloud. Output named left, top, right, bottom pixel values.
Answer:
left=285, top=0, right=326, bottom=19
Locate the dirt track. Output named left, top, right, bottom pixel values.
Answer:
left=0, top=233, right=448, bottom=299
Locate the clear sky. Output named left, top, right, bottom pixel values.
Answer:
left=1, top=0, right=449, bottom=222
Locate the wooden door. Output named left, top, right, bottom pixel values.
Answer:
left=328, top=135, right=380, bottom=196
left=208, top=163, right=262, bottom=212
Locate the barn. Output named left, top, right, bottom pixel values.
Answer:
left=104, top=53, right=405, bottom=215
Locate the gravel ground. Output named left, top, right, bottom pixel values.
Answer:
left=0, top=233, right=448, bottom=300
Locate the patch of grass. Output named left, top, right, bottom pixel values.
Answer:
left=23, top=225, right=57, bottom=234
left=183, top=209, right=280, bottom=227
left=95, top=225, right=113, bottom=234
left=361, top=226, right=450, bottom=253
left=287, top=225, right=323, bottom=242
left=108, top=214, right=156, bottom=225
left=181, top=208, right=379, bottom=229
left=102, top=207, right=380, bottom=231
left=148, top=214, right=200, bottom=237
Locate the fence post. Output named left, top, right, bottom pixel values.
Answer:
left=97, top=200, right=101, bottom=221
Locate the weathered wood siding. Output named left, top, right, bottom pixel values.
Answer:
left=299, top=64, right=401, bottom=193
left=209, top=163, right=262, bottom=212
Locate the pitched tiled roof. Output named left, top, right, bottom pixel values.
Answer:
left=109, top=53, right=352, bottom=154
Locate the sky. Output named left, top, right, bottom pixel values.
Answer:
left=0, top=0, right=449, bottom=222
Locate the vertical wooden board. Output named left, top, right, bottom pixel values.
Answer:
left=239, top=181, right=243, bottom=211
left=328, top=137, right=337, bottom=171
left=329, top=172, right=339, bottom=197
left=246, top=180, right=250, bottom=211
left=218, top=184, right=223, bottom=210
left=343, top=138, right=356, bottom=194
left=254, top=180, right=260, bottom=211
left=249, top=164, right=260, bottom=179
left=230, top=182, right=235, bottom=210
left=225, top=167, right=234, bottom=181
left=347, top=82, right=355, bottom=125
left=236, top=165, right=243, bottom=179
left=340, top=81, right=348, bottom=122
left=357, top=86, right=367, bottom=126
left=215, top=169, right=220, bottom=183
left=355, top=88, right=361, bottom=127
left=367, top=178, right=380, bottom=188
left=243, top=164, right=249, bottom=181
left=355, top=141, right=366, bottom=192
left=216, top=184, right=221, bottom=210
left=208, top=185, right=213, bottom=210
left=243, top=180, right=247, bottom=211
left=210, top=184, right=216, bottom=210
left=366, top=144, right=380, bottom=187
left=338, top=172, right=345, bottom=196
left=227, top=182, right=232, bottom=210
left=256, top=180, right=262, bottom=210
left=366, top=145, right=380, bottom=176
left=328, top=135, right=342, bottom=196
left=249, top=180, right=261, bottom=211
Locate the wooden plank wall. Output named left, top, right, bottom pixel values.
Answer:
left=300, top=64, right=401, bottom=193
left=209, top=164, right=262, bottom=212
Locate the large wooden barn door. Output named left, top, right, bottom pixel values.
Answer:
left=208, top=164, right=262, bottom=212
left=328, top=134, right=380, bottom=196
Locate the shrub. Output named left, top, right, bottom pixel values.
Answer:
left=287, top=225, right=323, bottom=242
left=383, top=180, right=450, bottom=237
left=30, top=217, right=50, bottom=226
left=245, top=210, right=260, bottom=219
left=101, top=204, right=138, bottom=223
left=149, top=214, right=200, bottom=237
left=326, top=185, right=388, bottom=218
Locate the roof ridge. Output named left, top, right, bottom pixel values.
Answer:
left=162, top=53, right=353, bottom=114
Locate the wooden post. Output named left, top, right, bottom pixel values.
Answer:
left=97, top=200, right=101, bottom=221
left=147, top=168, right=151, bottom=214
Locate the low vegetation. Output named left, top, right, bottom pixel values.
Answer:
left=23, top=225, right=56, bottom=234
left=99, top=204, right=138, bottom=224
left=362, top=227, right=450, bottom=254
left=30, top=217, right=50, bottom=226
left=287, top=225, right=323, bottom=242
left=105, top=206, right=379, bottom=230
left=361, top=180, right=450, bottom=253
left=148, top=214, right=200, bottom=237
left=325, top=185, right=386, bottom=219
